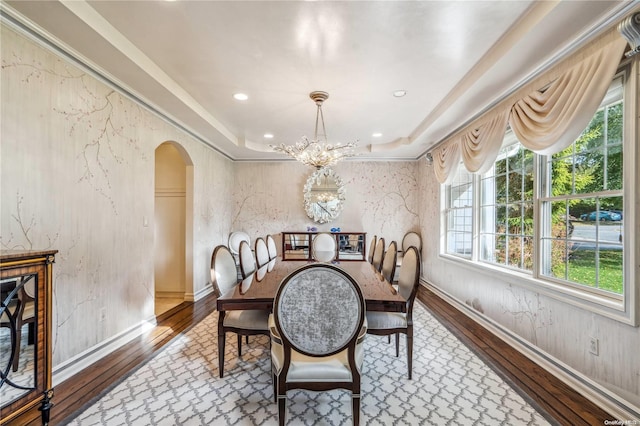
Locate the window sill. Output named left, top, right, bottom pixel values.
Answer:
left=437, top=253, right=636, bottom=326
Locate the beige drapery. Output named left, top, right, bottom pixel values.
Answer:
left=509, top=35, right=627, bottom=155
left=431, top=27, right=627, bottom=184
left=433, top=139, right=460, bottom=184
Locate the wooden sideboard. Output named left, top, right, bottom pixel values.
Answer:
left=281, top=232, right=366, bottom=261
left=1, top=250, right=57, bottom=425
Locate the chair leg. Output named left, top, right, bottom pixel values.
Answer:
left=352, top=394, right=361, bottom=426
left=395, top=333, right=400, bottom=357
left=387, top=335, right=390, bottom=344
left=246, top=335, right=249, bottom=344
left=278, top=396, right=286, bottom=426
left=218, top=328, right=225, bottom=378
left=237, top=334, right=242, bottom=357
left=407, top=330, right=413, bottom=380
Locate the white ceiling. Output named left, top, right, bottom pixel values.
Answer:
left=2, top=1, right=635, bottom=161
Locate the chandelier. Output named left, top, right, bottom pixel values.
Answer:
left=271, top=91, right=357, bottom=169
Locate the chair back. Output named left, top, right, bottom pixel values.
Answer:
left=266, top=234, right=278, bottom=260
left=397, top=246, right=421, bottom=315
left=372, top=237, right=385, bottom=271
left=255, top=237, right=270, bottom=267
left=239, top=240, right=256, bottom=278
left=367, top=235, right=377, bottom=264
left=211, top=245, right=238, bottom=295
left=381, top=241, right=398, bottom=283
left=274, top=264, right=365, bottom=357
left=312, top=233, right=336, bottom=262
left=228, top=231, right=250, bottom=255
left=402, top=231, right=422, bottom=253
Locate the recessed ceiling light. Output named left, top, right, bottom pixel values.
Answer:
left=393, top=90, right=407, bottom=98
left=233, top=93, right=249, bottom=101
left=372, top=132, right=383, bottom=138
left=263, top=133, right=274, bottom=139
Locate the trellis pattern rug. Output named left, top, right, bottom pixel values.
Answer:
left=66, top=302, right=551, bottom=425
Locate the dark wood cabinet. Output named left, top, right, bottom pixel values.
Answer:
left=1, top=250, right=57, bottom=425
left=281, top=232, right=366, bottom=261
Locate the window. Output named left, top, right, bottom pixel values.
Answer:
left=442, top=74, right=633, bottom=318
left=540, top=78, right=624, bottom=295
left=480, top=139, right=534, bottom=271
left=445, top=167, right=473, bottom=258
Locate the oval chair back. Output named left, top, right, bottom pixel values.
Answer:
left=312, top=233, right=337, bottom=262
left=266, top=234, right=278, bottom=260
left=401, top=231, right=422, bottom=253
left=211, top=245, right=238, bottom=296
left=255, top=237, right=270, bottom=268
left=228, top=231, right=250, bottom=255
left=238, top=240, right=256, bottom=279
left=367, top=235, right=377, bottom=264
left=381, top=241, right=398, bottom=283
left=372, top=237, right=385, bottom=271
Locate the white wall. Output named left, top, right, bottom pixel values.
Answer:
left=232, top=161, right=421, bottom=251
left=1, top=25, right=234, bottom=368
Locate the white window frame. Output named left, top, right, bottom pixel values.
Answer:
left=439, top=66, right=638, bottom=326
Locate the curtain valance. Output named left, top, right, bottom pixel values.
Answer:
left=431, top=29, right=627, bottom=184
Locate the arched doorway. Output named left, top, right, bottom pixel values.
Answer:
left=154, top=141, right=194, bottom=315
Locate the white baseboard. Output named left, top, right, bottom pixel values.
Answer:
left=52, top=318, right=156, bottom=386
left=185, top=282, right=214, bottom=302
left=422, top=281, right=640, bottom=421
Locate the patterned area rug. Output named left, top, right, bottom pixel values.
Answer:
left=66, top=302, right=551, bottom=425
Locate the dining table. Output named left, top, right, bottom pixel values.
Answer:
left=216, top=256, right=406, bottom=315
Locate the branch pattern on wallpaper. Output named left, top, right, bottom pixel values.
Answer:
left=3, top=53, right=146, bottom=215
left=503, top=284, right=553, bottom=346
left=0, top=192, right=59, bottom=251
left=350, top=163, right=419, bottom=235
left=232, top=183, right=290, bottom=238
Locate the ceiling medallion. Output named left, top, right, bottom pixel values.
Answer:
left=271, top=91, right=358, bottom=169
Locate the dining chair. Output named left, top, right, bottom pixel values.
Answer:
left=0, top=277, right=36, bottom=372
left=211, top=245, right=269, bottom=378
left=312, top=232, right=337, bottom=262
left=381, top=240, right=398, bottom=283
left=394, top=231, right=422, bottom=282
left=366, top=246, right=420, bottom=379
left=266, top=234, right=278, bottom=260
left=255, top=237, right=270, bottom=268
left=372, top=237, right=385, bottom=272
left=367, top=235, right=377, bottom=264
left=270, top=263, right=367, bottom=426
left=239, top=240, right=256, bottom=279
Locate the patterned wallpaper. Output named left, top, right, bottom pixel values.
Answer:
left=233, top=161, right=421, bottom=249
left=1, top=26, right=233, bottom=366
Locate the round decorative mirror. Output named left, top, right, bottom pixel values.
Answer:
left=303, top=167, right=345, bottom=224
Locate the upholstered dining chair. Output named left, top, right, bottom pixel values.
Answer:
left=372, top=237, right=385, bottom=272
left=366, top=246, right=421, bottom=379
left=381, top=240, right=398, bottom=284
left=211, top=245, right=269, bottom=378
left=270, top=264, right=367, bottom=426
left=239, top=240, right=256, bottom=279
left=228, top=231, right=250, bottom=257
left=312, top=232, right=337, bottom=262
left=255, top=237, right=270, bottom=268
left=394, top=231, right=422, bottom=282
left=367, top=235, right=377, bottom=264
left=266, top=234, right=278, bottom=260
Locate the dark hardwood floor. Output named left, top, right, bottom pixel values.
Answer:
left=12, top=286, right=612, bottom=425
